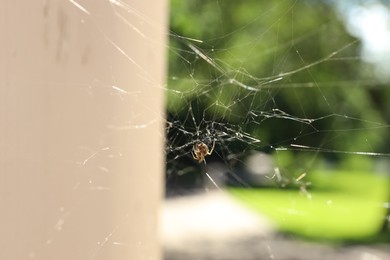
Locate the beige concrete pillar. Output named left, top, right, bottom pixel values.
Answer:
left=0, top=0, right=167, bottom=259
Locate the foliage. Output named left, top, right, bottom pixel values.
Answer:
left=168, top=0, right=389, bottom=163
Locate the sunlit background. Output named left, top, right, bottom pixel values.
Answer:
left=164, top=1, right=390, bottom=257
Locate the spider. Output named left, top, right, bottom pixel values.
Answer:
left=192, top=140, right=215, bottom=163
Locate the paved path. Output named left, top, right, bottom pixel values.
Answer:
left=163, top=191, right=390, bottom=260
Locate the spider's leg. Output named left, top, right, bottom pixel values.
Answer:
left=192, top=144, right=198, bottom=160
left=208, top=140, right=216, bottom=155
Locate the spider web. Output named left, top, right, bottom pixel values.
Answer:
left=13, top=0, right=390, bottom=259
left=166, top=0, right=390, bottom=192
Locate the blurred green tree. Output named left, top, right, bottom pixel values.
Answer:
left=168, top=0, right=390, bottom=235
left=168, top=0, right=388, bottom=162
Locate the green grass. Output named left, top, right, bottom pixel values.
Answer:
left=229, top=171, right=390, bottom=241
